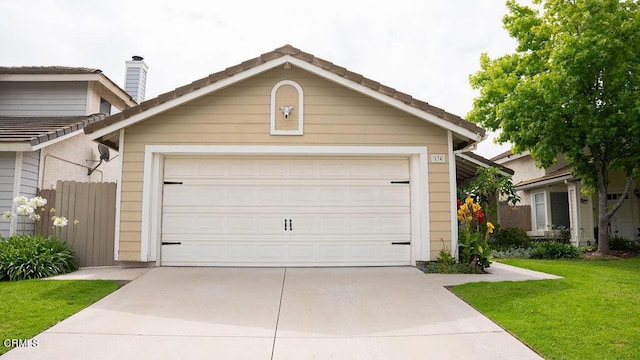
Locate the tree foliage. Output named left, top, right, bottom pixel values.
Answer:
left=468, top=0, right=640, bottom=254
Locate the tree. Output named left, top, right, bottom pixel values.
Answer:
left=468, top=0, right=640, bottom=255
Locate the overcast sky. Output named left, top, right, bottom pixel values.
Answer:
left=1, top=0, right=517, bottom=157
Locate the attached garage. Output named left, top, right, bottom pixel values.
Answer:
left=161, top=156, right=411, bottom=266
left=84, top=45, right=486, bottom=267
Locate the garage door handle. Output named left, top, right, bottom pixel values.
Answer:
left=284, top=219, right=293, bottom=231
left=163, top=181, right=183, bottom=185
left=391, top=242, right=411, bottom=245
left=162, top=241, right=182, bottom=245
left=390, top=181, right=410, bottom=184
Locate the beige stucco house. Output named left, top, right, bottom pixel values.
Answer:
left=84, top=45, right=487, bottom=267
left=493, top=151, right=640, bottom=246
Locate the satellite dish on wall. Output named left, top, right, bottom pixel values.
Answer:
left=98, top=144, right=111, bottom=162
left=88, top=144, right=111, bottom=175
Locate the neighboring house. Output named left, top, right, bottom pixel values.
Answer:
left=0, top=65, right=140, bottom=237
left=84, top=44, right=489, bottom=267
left=493, top=151, right=640, bottom=245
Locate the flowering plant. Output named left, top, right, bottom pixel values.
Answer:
left=457, top=197, right=494, bottom=269
left=3, top=196, right=48, bottom=234
left=2, top=196, right=78, bottom=241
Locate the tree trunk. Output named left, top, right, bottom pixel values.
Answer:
left=596, top=176, right=635, bottom=255
left=594, top=146, right=610, bottom=255
left=596, top=185, right=611, bottom=255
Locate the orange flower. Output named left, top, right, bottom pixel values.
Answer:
left=472, top=203, right=481, bottom=213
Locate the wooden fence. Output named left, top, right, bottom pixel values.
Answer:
left=37, top=181, right=117, bottom=267
left=498, top=204, right=532, bottom=231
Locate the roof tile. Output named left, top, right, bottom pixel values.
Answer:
left=311, top=57, right=333, bottom=70
left=330, top=65, right=347, bottom=76
left=360, top=77, right=380, bottom=90
left=174, top=83, right=194, bottom=97
left=393, top=91, right=412, bottom=104
left=344, top=70, right=363, bottom=82
left=259, top=50, right=281, bottom=62
left=224, top=64, right=244, bottom=76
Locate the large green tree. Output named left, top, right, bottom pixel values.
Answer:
left=468, top=0, right=640, bottom=254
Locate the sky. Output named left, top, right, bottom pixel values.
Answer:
left=0, top=0, right=518, bottom=158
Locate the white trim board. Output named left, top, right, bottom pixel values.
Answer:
left=88, top=55, right=482, bottom=143
left=139, top=145, right=431, bottom=265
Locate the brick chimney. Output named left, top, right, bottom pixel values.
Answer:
left=124, top=56, right=148, bottom=104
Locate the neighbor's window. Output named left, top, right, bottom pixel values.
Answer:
left=534, top=192, right=546, bottom=230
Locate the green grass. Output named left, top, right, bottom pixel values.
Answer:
left=0, top=279, right=121, bottom=355
left=452, top=258, right=640, bottom=360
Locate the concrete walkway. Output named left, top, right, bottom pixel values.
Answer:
left=5, top=266, right=549, bottom=359
left=426, top=262, right=562, bottom=286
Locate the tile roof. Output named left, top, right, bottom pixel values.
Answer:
left=0, top=114, right=107, bottom=147
left=516, top=165, right=574, bottom=188
left=84, top=45, right=485, bottom=137
left=0, top=66, right=102, bottom=75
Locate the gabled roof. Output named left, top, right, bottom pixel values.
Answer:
left=84, top=45, right=485, bottom=149
left=515, top=165, right=574, bottom=190
left=0, top=114, right=107, bottom=151
left=0, top=66, right=136, bottom=110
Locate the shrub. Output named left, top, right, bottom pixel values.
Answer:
left=609, top=236, right=639, bottom=251
left=0, top=235, right=78, bottom=281
left=530, top=241, right=581, bottom=259
left=491, top=227, right=530, bottom=250
left=419, top=261, right=484, bottom=274
left=491, top=247, right=534, bottom=259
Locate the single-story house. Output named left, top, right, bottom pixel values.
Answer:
left=0, top=66, right=138, bottom=236
left=493, top=151, right=639, bottom=245
left=84, top=44, right=489, bottom=267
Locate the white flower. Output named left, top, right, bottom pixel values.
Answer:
left=73, top=219, right=80, bottom=225
left=16, top=205, right=35, bottom=216
left=53, top=216, right=68, bottom=228
left=13, top=196, right=28, bottom=205
left=2, top=211, right=15, bottom=220
left=29, top=213, right=41, bottom=221
left=28, top=196, right=47, bottom=209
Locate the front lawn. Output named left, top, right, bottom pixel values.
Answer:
left=0, top=279, right=121, bottom=355
left=452, top=258, right=640, bottom=360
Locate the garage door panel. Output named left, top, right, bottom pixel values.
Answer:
left=161, top=156, right=412, bottom=266
left=161, top=242, right=410, bottom=266
left=164, top=186, right=409, bottom=208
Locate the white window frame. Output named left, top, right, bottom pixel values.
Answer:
left=533, top=191, right=548, bottom=231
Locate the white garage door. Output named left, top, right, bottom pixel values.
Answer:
left=161, top=156, right=411, bottom=266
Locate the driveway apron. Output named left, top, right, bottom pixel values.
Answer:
left=3, top=267, right=542, bottom=359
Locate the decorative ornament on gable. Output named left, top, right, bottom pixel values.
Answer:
left=270, top=80, right=304, bottom=135
left=280, top=106, right=294, bottom=119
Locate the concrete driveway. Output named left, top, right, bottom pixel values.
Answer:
left=4, top=267, right=542, bottom=359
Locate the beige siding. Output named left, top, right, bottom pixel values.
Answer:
left=118, top=66, right=453, bottom=261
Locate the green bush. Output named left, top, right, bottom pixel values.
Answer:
left=491, top=227, right=530, bottom=250
left=0, top=235, right=78, bottom=281
left=420, top=261, right=485, bottom=274
left=530, top=241, right=581, bottom=259
left=491, top=247, right=534, bottom=259
left=609, top=236, right=639, bottom=251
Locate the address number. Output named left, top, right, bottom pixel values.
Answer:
left=431, top=154, right=446, bottom=163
